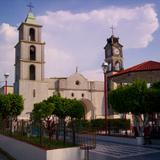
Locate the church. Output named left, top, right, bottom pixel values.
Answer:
left=14, top=11, right=109, bottom=120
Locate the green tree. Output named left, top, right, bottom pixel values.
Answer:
left=7, top=94, right=24, bottom=117
left=67, top=99, right=84, bottom=119
left=0, top=94, right=10, bottom=119
left=151, top=81, right=160, bottom=89
left=32, top=95, right=85, bottom=144
left=32, top=101, right=55, bottom=140
left=109, top=80, right=150, bottom=136
left=67, top=99, right=84, bottom=145
left=0, top=94, right=23, bottom=131
left=145, top=87, right=160, bottom=113
left=47, top=95, right=68, bottom=143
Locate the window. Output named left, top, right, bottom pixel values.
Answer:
left=29, top=65, right=36, bottom=80
left=75, top=80, right=80, bottom=85
left=71, top=93, right=74, bottom=97
left=30, top=46, right=36, bottom=60
left=33, top=89, right=36, bottom=97
left=115, top=61, right=120, bottom=71
left=82, top=93, right=84, bottom=98
left=108, top=63, right=112, bottom=71
left=29, top=28, right=35, bottom=41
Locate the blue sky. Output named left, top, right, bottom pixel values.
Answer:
left=0, top=0, right=160, bottom=84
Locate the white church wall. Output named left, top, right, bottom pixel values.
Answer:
left=91, top=81, right=104, bottom=90
left=47, top=89, right=56, bottom=97
left=59, top=79, right=67, bottom=89
left=61, top=90, right=89, bottom=100
left=45, top=78, right=57, bottom=88
left=19, top=80, right=48, bottom=119
left=91, top=91, right=104, bottom=119
left=66, top=73, right=89, bottom=90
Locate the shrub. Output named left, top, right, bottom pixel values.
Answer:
left=90, top=118, right=130, bottom=131
left=67, top=119, right=90, bottom=131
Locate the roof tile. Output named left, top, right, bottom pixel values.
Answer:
left=111, top=61, right=160, bottom=77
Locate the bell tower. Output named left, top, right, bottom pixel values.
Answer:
left=14, top=10, right=48, bottom=119
left=104, top=31, right=123, bottom=73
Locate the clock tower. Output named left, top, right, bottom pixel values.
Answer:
left=104, top=34, right=123, bottom=73
left=103, top=32, right=124, bottom=115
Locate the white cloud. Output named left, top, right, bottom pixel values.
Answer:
left=37, top=4, right=158, bottom=80
left=82, top=69, right=103, bottom=81
left=45, top=47, right=76, bottom=77
left=0, top=4, right=158, bottom=84
left=0, top=23, right=17, bottom=85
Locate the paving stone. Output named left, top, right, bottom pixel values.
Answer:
left=89, top=142, right=160, bottom=160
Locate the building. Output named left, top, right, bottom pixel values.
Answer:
left=109, top=60, right=160, bottom=83
left=14, top=11, right=105, bottom=120
left=103, top=32, right=160, bottom=122
left=0, top=85, right=13, bottom=95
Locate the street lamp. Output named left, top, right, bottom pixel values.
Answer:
left=102, top=61, right=108, bottom=135
left=4, top=73, right=9, bottom=95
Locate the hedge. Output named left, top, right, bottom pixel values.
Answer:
left=68, top=118, right=130, bottom=131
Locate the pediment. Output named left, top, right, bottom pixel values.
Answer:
left=66, top=72, right=88, bottom=89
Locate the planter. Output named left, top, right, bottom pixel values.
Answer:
left=0, top=134, right=84, bottom=160
left=136, top=136, right=144, bottom=145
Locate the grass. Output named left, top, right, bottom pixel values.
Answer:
left=1, top=131, right=75, bottom=150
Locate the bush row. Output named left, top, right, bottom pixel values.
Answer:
left=68, top=118, right=130, bottom=131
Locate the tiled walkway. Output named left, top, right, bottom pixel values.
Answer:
left=90, top=142, right=160, bottom=160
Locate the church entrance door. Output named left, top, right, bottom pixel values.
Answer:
left=81, top=99, right=94, bottom=120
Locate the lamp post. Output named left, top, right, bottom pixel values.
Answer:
left=102, top=61, right=108, bottom=135
left=4, top=73, right=9, bottom=95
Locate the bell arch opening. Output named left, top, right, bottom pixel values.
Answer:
left=30, top=45, right=36, bottom=60
left=29, top=65, right=36, bottom=80
left=29, top=28, right=35, bottom=41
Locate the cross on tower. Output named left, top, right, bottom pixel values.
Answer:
left=27, top=1, right=34, bottom=12
left=76, top=66, right=79, bottom=73
left=110, top=25, right=115, bottom=36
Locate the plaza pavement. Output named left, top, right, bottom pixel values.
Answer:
left=89, top=140, right=160, bottom=160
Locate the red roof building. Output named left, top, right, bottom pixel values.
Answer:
left=109, top=61, right=160, bottom=83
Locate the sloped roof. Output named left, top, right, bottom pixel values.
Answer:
left=25, top=11, right=38, bottom=25
left=110, top=61, right=160, bottom=78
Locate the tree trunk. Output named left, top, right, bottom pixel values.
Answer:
left=63, top=118, right=66, bottom=144
left=72, top=120, right=76, bottom=145
left=39, top=121, right=43, bottom=145
left=56, top=119, right=60, bottom=140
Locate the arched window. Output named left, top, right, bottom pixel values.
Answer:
left=71, top=93, right=74, bottom=97
left=115, top=61, right=120, bottom=71
left=29, top=65, right=36, bottom=80
left=29, top=28, right=35, bottom=41
left=108, top=63, right=112, bottom=71
left=30, top=46, right=36, bottom=60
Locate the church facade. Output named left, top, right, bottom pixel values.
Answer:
left=14, top=11, right=106, bottom=120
